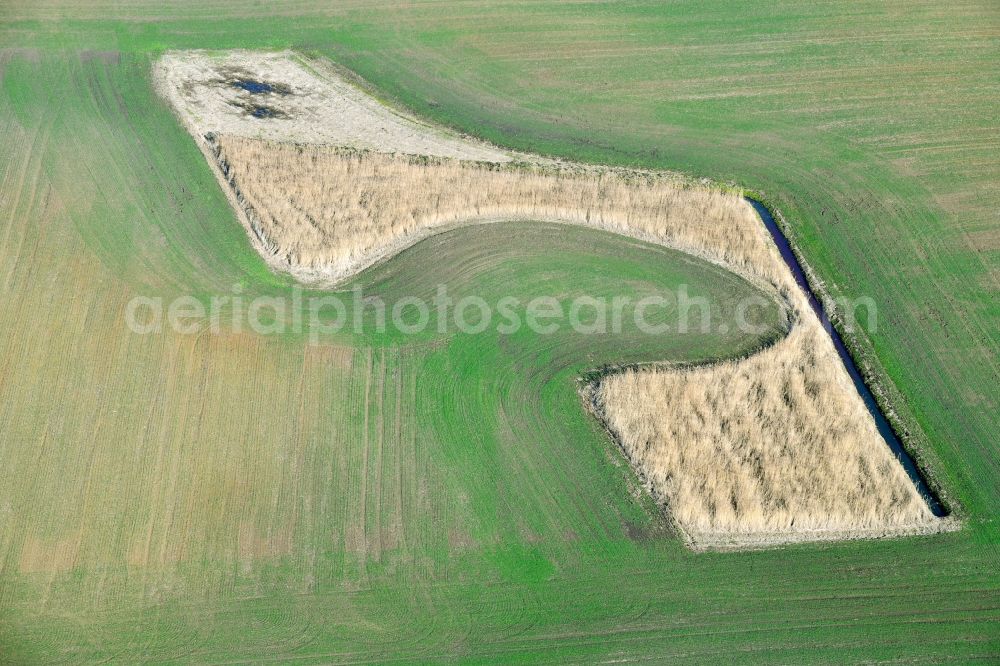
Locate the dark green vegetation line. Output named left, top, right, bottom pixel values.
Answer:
left=0, top=1, right=998, bottom=662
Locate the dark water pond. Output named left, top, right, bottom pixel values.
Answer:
left=747, top=198, right=946, bottom=516
left=226, top=98, right=288, bottom=119
left=231, top=78, right=290, bottom=95
left=249, top=105, right=280, bottom=118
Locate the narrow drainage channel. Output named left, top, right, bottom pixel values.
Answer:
left=747, top=198, right=947, bottom=517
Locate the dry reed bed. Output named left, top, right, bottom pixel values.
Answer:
left=208, top=134, right=944, bottom=548
left=212, top=136, right=785, bottom=289
left=593, top=325, right=935, bottom=548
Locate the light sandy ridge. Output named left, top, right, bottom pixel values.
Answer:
left=155, top=50, right=953, bottom=549
left=154, top=50, right=513, bottom=162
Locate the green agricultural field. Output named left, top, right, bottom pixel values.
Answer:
left=0, top=1, right=997, bottom=663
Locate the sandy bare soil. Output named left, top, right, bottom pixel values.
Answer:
left=155, top=50, right=950, bottom=549
left=154, top=50, right=512, bottom=161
